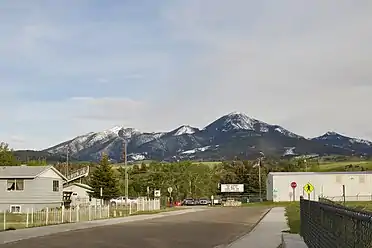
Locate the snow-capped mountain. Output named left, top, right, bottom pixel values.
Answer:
left=43, top=112, right=372, bottom=161
left=311, top=131, right=372, bottom=155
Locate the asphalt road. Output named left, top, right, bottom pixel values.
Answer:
left=1, top=207, right=269, bottom=248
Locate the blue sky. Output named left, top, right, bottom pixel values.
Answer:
left=1, top=0, right=372, bottom=149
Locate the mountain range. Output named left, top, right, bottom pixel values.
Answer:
left=33, top=112, right=372, bottom=162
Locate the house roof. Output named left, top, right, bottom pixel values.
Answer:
left=0, top=165, right=67, bottom=180
left=269, top=171, right=372, bottom=176
left=63, top=183, right=93, bottom=192
left=72, top=183, right=93, bottom=191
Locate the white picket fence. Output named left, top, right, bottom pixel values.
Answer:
left=1, top=199, right=160, bottom=231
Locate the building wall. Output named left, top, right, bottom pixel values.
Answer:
left=266, top=174, right=274, bottom=201
left=0, top=168, right=64, bottom=212
left=63, top=184, right=101, bottom=206
left=268, top=172, right=372, bottom=202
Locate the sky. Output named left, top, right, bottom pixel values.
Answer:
left=1, top=0, right=372, bottom=150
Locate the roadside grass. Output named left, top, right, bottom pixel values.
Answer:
left=284, top=200, right=372, bottom=234
left=241, top=201, right=294, bottom=208
left=284, top=202, right=301, bottom=234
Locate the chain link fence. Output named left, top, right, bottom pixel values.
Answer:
left=300, top=196, right=372, bottom=247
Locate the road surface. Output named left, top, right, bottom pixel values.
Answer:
left=1, top=207, right=269, bottom=248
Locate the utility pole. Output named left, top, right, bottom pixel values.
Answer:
left=258, top=157, right=262, bottom=201
left=123, top=142, right=129, bottom=204
left=66, top=148, right=69, bottom=177
left=258, top=151, right=265, bottom=202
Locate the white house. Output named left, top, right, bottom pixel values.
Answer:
left=266, top=171, right=372, bottom=202
left=0, top=165, right=66, bottom=212
left=63, top=183, right=101, bottom=206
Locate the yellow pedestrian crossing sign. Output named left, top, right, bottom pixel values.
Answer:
left=303, top=183, right=314, bottom=194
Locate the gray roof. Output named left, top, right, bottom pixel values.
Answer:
left=0, top=166, right=66, bottom=179
left=269, top=171, right=372, bottom=176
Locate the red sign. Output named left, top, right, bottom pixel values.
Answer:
left=291, top=182, right=297, bottom=188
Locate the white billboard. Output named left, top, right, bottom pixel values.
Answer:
left=220, top=184, right=244, bottom=192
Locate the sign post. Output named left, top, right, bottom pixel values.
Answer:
left=303, top=182, right=314, bottom=200
left=167, top=187, right=173, bottom=207
left=291, top=182, right=297, bottom=201
left=342, top=185, right=346, bottom=206
left=154, top=189, right=160, bottom=197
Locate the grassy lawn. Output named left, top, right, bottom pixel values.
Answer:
left=284, top=200, right=372, bottom=234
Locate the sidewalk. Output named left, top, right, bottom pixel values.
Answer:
left=0, top=208, right=206, bottom=244
left=228, top=207, right=288, bottom=248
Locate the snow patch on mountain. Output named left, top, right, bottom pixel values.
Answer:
left=283, top=147, right=296, bottom=156
left=129, top=153, right=146, bottom=161
left=172, top=125, right=198, bottom=136
left=181, top=146, right=211, bottom=154
left=274, top=126, right=302, bottom=138
left=108, top=126, right=123, bottom=135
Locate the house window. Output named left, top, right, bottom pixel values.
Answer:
left=10, top=205, right=21, bottom=213
left=7, top=179, right=24, bottom=191
left=53, top=180, right=59, bottom=192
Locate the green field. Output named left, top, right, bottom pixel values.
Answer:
left=317, top=161, right=372, bottom=172
left=110, top=159, right=372, bottom=173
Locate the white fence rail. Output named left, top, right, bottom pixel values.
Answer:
left=1, top=199, right=160, bottom=231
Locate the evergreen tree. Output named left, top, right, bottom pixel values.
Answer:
left=89, top=153, right=119, bottom=200
left=0, top=142, right=20, bottom=166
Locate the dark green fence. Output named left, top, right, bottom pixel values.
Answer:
left=300, top=196, right=372, bottom=247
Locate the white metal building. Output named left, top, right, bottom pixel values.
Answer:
left=63, top=183, right=101, bottom=206
left=266, top=172, right=372, bottom=202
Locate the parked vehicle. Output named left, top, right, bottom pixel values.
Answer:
left=182, top=198, right=195, bottom=206
left=198, top=198, right=210, bottom=205
left=110, top=197, right=137, bottom=206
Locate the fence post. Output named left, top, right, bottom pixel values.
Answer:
left=88, top=205, right=91, bottom=221
left=299, top=196, right=303, bottom=236
left=46, top=207, right=49, bottom=225
left=129, top=202, right=132, bottom=215
left=76, top=205, right=79, bottom=222
left=69, top=206, right=72, bottom=222
left=94, top=204, right=97, bottom=219
left=107, top=204, right=110, bottom=218
left=61, top=205, right=65, bottom=223
left=99, top=205, right=102, bottom=218
left=3, top=211, right=6, bottom=230
left=31, top=208, right=34, bottom=225
left=26, top=209, right=29, bottom=228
